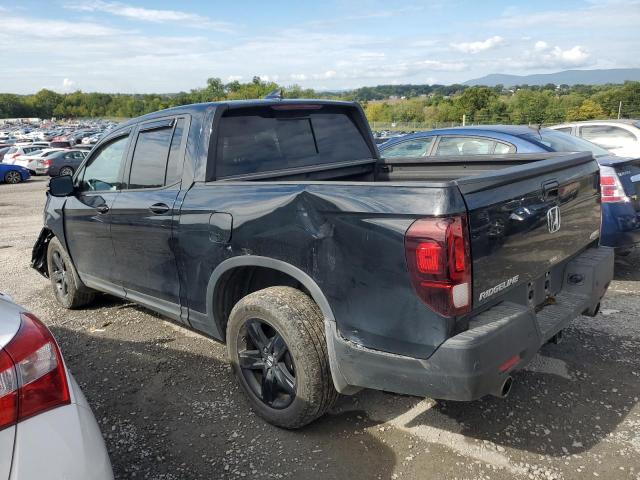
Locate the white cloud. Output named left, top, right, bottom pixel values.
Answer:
left=62, top=78, right=76, bottom=91
left=534, top=40, right=548, bottom=51
left=451, top=36, right=505, bottom=54
left=226, top=75, right=243, bottom=82
left=66, top=1, right=235, bottom=31
left=526, top=43, right=591, bottom=68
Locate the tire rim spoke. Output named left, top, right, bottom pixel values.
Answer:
left=52, top=252, right=63, bottom=270
left=261, top=368, right=277, bottom=405
left=273, top=364, right=296, bottom=395
left=270, top=333, right=287, bottom=361
left=247, top=321, right=269, bottom=350
left=238, top=350, right=265, bottom=370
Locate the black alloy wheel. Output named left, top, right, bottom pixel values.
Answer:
left=238, top=318, right=297, bottom=409
left=50, top=250, right=70, bottom=301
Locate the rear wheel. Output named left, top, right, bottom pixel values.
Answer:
left=4, top=170, right=21, bottom=184
left=59, top=166, right=74, bottom=177
left=47, top=237, right=95, bottom=309
left=227, top=286, right=338, bottom=429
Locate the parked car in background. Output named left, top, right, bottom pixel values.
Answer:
left=0, top=292, right=114, bottom=479
left=50, top=140, right=73, bottom=149
left=0, top=147, right=11, bottom=161
left=379, top=126, right=640, bottom=253
left=12, top=148, right=67, bottom=174
left=45, top=149, right=87, bottom=176
left=0, top=163, right=30, bottom=184
left=2, top=145, right=45, bottom=164
left=549, top=120, right=640, bottom=157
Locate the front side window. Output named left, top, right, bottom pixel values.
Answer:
left=77, top=135, right=129, bottom=192
left=434, top=136, right=495, bottom=156
left=381, top=138, right=433, bottom=158
left=554, top=127, right=573, bottom=134
left=580, top=125, right=637, bottom=148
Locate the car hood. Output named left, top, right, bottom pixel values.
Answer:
left=0, top=293, right=22, bottom=348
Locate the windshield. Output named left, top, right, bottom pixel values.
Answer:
left=522, top=129, right=610, bottom=157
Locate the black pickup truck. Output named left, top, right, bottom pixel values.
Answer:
left=33, top=100, right=613, bottom=428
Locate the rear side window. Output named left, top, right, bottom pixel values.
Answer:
left=381, top=138, right=433, bottom=158
left=554, top=127, right=573, bottom=134
left=165, top=118, right=186, bottom=185
left=128, top=118, right=186, bottom=189
left=215, top=107, right=372, bottom=178
left=128, top=124, right=174, bottom=189
left=494, top=142, right=516, bottom=154
left=580, top=125, right=637, bottom=147
left=434, top=136, right=495, bottom=156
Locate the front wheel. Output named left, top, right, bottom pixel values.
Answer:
left=59, top=166, right=74, bottom=177
left=227, top=286, right=338, bottom=429
left=47, top=237, right=95, bottom=309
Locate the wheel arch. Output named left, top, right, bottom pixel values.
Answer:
left=206, top=255, right=354, bottom=394
left=206, top=256, right=336, bottom=336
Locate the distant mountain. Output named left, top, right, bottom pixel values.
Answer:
left=464, top=68, right=640, bottom=87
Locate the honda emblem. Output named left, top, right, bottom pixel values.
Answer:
left=547, top=206, right=561, bottom=233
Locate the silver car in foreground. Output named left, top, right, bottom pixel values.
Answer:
left=0, top=292, right=113, bottom=479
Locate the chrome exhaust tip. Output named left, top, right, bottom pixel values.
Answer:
left=493, top=376, right=513, bottom=399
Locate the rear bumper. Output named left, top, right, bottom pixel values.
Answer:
left=327, top=246, right=614, bottom=400
left=600, top=203, right=640, bottom=248
left=9, top=374, right=113, bottom=480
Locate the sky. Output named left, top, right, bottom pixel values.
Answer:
left=0, top=0, right=639, bottom=94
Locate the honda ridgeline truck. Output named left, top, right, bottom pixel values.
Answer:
left=33, top=100, right=613, bottom=428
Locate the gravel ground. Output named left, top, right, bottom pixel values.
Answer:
left=1, top=176, right=639, bottom=480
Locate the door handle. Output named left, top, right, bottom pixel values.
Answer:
left=149, top=203, right=170, bottom=214
left=96, top=204, right=109, bottom=214
left=542, top=181, right=559, bottom=201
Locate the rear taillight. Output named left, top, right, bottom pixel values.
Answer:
left=405, top=215, right=472, bottom=317
left=600, top=166, right=630, bottom=203
left=43, top=159, right=52, bottom=167
left=0, top=312, right=70, bottom=431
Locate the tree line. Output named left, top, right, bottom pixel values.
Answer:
left=0, top=76, right=638, bottom=126
left=363, top=82, right=640, bottom=126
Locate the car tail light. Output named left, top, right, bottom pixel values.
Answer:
left=43, top=159, right=52, bottom=167
left=0, top=312, right=70, bottom=431
left=600, top=166, right=630, bottom=203
left=405, top=215, right=472, bottom=317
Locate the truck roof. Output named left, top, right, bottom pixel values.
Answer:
left=118, top=99, right=359, bottom=129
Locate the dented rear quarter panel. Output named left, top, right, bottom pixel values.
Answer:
left=178, top=181, right=467, bottom=359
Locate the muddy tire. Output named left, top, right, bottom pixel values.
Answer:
left=227, top=286, right=338, bottom=429
left=47, top=237, right=95, bottom=309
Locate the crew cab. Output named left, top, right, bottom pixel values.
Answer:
left=32, top=100, right=613, bottom=428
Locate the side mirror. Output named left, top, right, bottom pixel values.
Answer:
left=49, top=175, right=75, bottom=197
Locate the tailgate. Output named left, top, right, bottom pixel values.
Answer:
left=456, top=153, right=601, bottom=307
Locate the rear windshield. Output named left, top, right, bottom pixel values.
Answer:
left=214, top=106, right=372, bottom=178
left=522, top=129, right=610, bottom=157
